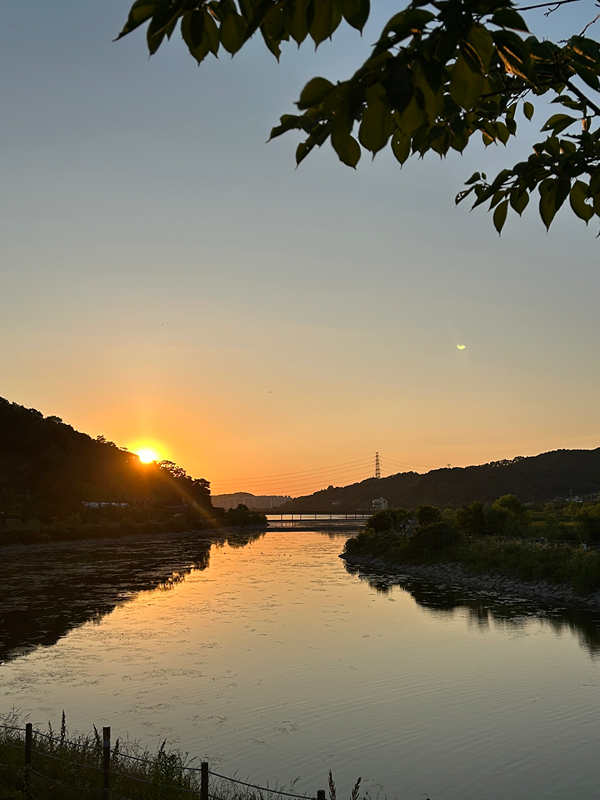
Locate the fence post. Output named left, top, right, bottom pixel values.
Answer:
left=24, top=723, right=32, bottom=793
left=201, top=761, right=209, bottom=800
left=103, top=727, right=111, bottom=800
left=317, top=790, right=326, bottom=800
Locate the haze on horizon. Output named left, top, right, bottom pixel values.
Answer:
left=2, top=1, right=600, bottom=497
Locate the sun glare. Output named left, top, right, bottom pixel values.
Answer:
left=136, top=448, right=161, bottom=464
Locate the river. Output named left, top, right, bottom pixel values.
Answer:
left=2, top=528, right=600, bottom=799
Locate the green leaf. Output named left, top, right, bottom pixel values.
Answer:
left=570, top=36, right=600, bottom=64
left=491, top=9, right=529, bottom=32
left=262, top=3, right=286, bottom=52
left=296, top=139, right=317, bottom=165
left=147, top=25, right=167, bottom=55
left=359, top=97, right=393, bottom=154
left=459, top=40, right=485, bottom=76
left=494, top=30, right=531, bottom=80
left=203, top=10, right=220, bottom=55
left=322, top=82, right=349, bottom=113
left=450, top=53, right=484, bottom=110
left=381, top=9, right=435, bottom=43
left=570, top=180, right=594, bottom=223
left=340, top=0, right=370, bottom=31
left=331, top=107, right=360, bottom=167
left=493, top=199, right=509, bottom=234
left=510, top=186, right=529, bottom=215
left=391, top=131, right=411, bottom=165
left=396, top=96, right=427, bottom=136
left=270, top=114, right=302, bottom=140
left=220, top=10, right=247, bottom=54
left=182, top=10, right=215, bottom=62
left=539, top=178, right=569, bottom=230
left=495, top=121, right=510, bottom=144
left=468, top=24, right=495, bottom=72
left=331, top=132, right=361, bottom=167
left=541, top=113, right=578, bottom=134
left=286, top=0, right=311, bottom=44
left=310, top=0, right=341, bottom=46
left=297, top=77, right=335, bottom=110
left=571, top=62, right=600, bottom=92
left=117, top=0, right=159, bottom=39
left=413, top=65, right=444, bottom=124
left=465, top=172, right=481, bottom=185
left=523, top=101, right=534, bottom=120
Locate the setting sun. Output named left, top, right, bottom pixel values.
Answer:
left=137, top=448, right=160, bottom=463
left=129, top=441, right=166, bottom=464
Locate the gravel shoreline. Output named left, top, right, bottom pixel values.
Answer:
left=340, top=553, right=600, bottom=611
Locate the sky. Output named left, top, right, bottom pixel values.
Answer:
left=2, top=1, right=600, bottom=497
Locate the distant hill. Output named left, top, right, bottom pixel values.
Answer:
left=280, top=450, right=600, bottom=512
left=0, top=397, right=212, bottom=521
left=212, top=492, right=292, bottom=510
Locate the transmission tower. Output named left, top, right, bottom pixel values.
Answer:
left=375, top=452, right=381, bottom=479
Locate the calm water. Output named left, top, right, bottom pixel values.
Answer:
left=2, top=529, right=600, bottom=799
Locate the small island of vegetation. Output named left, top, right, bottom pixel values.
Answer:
left=343, top=497, right=600, bottom=600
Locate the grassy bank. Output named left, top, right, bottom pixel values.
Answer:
left=0, top=717, right=309, bottom=800
left=0, top=507, right=268, bottom=547
left=344, top=525, right=600, bottom=594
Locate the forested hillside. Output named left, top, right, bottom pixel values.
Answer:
left=281, top=450, right=600, bottom=512
left=0, top=397, right=211, bottom=523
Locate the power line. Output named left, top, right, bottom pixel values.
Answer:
left=211, top=456, right=373, bottom=485
left=380, top=455, right=438, bottom=470
left=211, top=452, right=439, bottom=496
left=212, top=466, right=374, bottom=495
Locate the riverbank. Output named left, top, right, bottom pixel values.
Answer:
left=0, top=518, right=268, bottom=548
left=340, top=552, right=600, bottom=611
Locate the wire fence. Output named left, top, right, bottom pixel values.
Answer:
left=0, top=723, right=322, bottom=800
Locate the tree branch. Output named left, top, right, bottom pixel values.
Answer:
left=517, top=0, right=581, bottom=11
left=564, top=78, right=600, bottom=116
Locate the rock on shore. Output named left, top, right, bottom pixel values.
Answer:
left=340, top=553, right=600, bottom=612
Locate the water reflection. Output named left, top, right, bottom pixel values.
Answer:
left=344, top=562, right=600, bottom=658
left=0, top=530, right=264, bottom=664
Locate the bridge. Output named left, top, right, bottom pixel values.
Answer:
left=266, top=513, right=370, bottom=531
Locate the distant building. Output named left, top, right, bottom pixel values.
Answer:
left=372, top=497, right=388, bottom=510
left=212, top=492, right=292, bottom=511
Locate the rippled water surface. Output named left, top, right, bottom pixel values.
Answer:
left=3, top=529, right=600, bottom=799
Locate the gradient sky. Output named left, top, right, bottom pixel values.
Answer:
left=2, top=1, right=600, bottom=496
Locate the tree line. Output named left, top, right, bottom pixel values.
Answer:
left=0, top=397, right=265, bottom=543
left=280, top=448, right=600, bottom=512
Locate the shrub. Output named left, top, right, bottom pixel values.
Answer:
left=455, top=502, right=486, bottom=537
left=402, top=522, right=463, bottom=560
left=415, top=505, right=442, bottom=526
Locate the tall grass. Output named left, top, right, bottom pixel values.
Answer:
left=0, top=713, right=312, bottom=800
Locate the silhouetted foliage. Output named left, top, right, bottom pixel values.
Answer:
left=455, top=501, right=486, bottom=537
left=415, top=504, right=442, bottom=526
left=120, top=0, right=600, bottom=233
left=215, top=504, right=268, bottom=526
left=575, top=504, right=600, bottom=543
left=0, top=398, right=265, bottom=542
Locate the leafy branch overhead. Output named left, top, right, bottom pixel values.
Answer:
left=119, top=0, right=600, bottom=232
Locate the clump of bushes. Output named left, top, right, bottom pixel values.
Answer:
left=366, top=507, right=408, bottom=532
left=344, top=495, right=600, bottom=594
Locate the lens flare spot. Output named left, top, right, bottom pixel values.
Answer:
left=457, top=344, right=466, bottom=350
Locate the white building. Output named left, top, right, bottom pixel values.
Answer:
left=372, top=497, right=389, bottom=510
